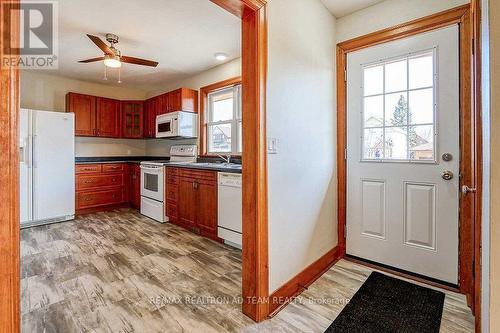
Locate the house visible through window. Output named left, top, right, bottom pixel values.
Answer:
left=203, top=81, right=242, bottom=155
left=362, top=50, right=436, bottom=162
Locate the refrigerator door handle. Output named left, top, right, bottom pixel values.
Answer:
left=32, top=135, right=37, bottom=168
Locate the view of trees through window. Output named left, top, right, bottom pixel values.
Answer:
left=362, top=51, right=436, bottom=162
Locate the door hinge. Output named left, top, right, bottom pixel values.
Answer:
left=344, top=69, right=347, bottom=82
left=345, top=225, right=348, bottom=238
left=472, top=38, right=475, bottom=55
left=344, top=148, right=348, bottom=160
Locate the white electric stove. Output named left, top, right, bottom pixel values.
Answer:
left=140, top=145, right=197, bottom=222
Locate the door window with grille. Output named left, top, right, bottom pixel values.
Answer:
left=362, top=50, right=436, bottom=162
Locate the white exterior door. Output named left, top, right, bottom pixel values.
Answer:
left=346, top=25, right=460, bottom=284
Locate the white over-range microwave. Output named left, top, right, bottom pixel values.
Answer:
left=156, top=111, right=198, bottom=139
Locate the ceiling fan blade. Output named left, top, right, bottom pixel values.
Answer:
left=121, top=55, right=159, bottom=67
left=78, top=56, right=105, bottom=63
left=86, top=34, right=113, bottom=55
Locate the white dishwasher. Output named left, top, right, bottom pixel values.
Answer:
left=218, top=172, right=242, bottom=248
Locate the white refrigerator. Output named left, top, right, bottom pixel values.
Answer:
left=20, top=109, right=75, bottom=228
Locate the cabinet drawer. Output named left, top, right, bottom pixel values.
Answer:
left=77, top=174, right=124, bottom=190
left=77, top=189, right=123, bottom=209
left=166, top=185, right=178, bottom=202
left=76, top=164, right=101, bottom=174
left=166, top=168, right=179, bottom=184
left=179, top=168, right=217, bottom=181
left=102, top=163, right=126, bottom=173
left=167, top=202, right=178, bottom=219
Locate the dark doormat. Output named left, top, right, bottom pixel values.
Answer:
left=325, top=271, right=445, bottom=333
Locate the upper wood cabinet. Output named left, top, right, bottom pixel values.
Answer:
left=170, top=88, right=198, bottom=113
left=96, top=97, right=121, bottom=138
left=66, top=87, right=197, bottom=139
left=67, top=93, right=120, bottom=138
left=143, top=98, right=157, bottom=138
left=122, top=101, right=143, bottom=138
left=66, top=93, right=96, bottom=136
left=157, top=93, right=169, bottom=116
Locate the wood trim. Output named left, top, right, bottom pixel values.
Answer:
left=337, top=4, right=479, bottom=316
left=199, top=76, right=242, bottom=156
left=458, top=8, right=475, bottom=305
left=338, top=4, right=470, bottom=52
left=336, top=47, right=347, bottom=256
left=210, top=0, right=266, bottom=18
left=211, top=0, right=269, bottom=322
left=471, top=0, right=483, bottom=331
left=0, top=0, right=20, bottom=332
left=268, top=247, right=342, bottom=316
left=240, top=3, right=269, bottom=322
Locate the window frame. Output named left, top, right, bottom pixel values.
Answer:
left=360, top=48, right=439, bottom=164
left=200, top=77, right=242, bottom=156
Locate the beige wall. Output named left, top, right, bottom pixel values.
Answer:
left=146, top=58, right=241, bottom=98
left=21, top=71, right=148, bottom=112
left=146, top=58, right=241, bottom=156
left=267, top=0, right=337, bottom=292
left=20, top=71, right=150, bottom=157
left=489, top=0, right=499, bottom=330
left=336, top=0, right=469, bottom=42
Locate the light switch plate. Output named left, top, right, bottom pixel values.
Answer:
left=267, top=138, right=278, bottom=154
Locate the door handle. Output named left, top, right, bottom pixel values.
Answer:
left=462, top=185, right=477, bottom=194
left=441, top=170, right=454, bottom=180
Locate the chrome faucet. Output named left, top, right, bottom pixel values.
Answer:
left=217, top=154, right=231, bottom=164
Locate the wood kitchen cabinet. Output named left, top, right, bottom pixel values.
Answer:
left=75, top=163, right=129, bottom=214
left=173, top=168, right=219, bottom=241
left=67, top=87, right=197, bottom=139
left=122, top=101, right=144, bottom=138
left=129, top=163, right=141, bottom=209
left=66, top=93, right=96, bottom=136
left=96, top=97, right=121, bottom=138
left=144, top=97, right=158, bottom=138
left=66, top=93, right=121, bottom=138
left=169, top=88, right=198, bottom=113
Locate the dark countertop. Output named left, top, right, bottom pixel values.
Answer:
left=75, top=156, right=242, bottom=174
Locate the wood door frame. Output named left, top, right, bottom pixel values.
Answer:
left=337, top=3, right=481, bottom=318
left=211, top=0, right=270, bottom=321
left=199, top=76, right=242, bottom=157
left=0, top=0, right=269, bottom=330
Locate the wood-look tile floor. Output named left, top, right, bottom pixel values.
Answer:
left=21, top=209, right=474, bottom=333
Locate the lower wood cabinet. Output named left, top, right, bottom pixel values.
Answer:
left=77, top=188, right=123, bottom=210
left=76, top=163, right=129, bottom=214
left=167, top=167, right=219, bottom=241
left=76, top=163, right=219, bottom=242
left=130, top=163, right=141, bottom=209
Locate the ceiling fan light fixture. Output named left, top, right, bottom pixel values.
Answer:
left=214, top=52, right=228, bottom=61
left=104, top=54, right=122, bottom=68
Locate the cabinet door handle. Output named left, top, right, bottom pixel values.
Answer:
left=83, top=180, right=93, bottom=184
left=84, top=197, right=92, bottom=201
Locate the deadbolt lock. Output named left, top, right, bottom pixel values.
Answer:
left=442, top=170, right=454, bottom=181
left=442, top=153, right=453, bottom=162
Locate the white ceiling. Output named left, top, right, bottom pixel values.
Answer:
left=320, top=0, right=386, bottom=18
left=31, top=0, right=241, bottom=91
